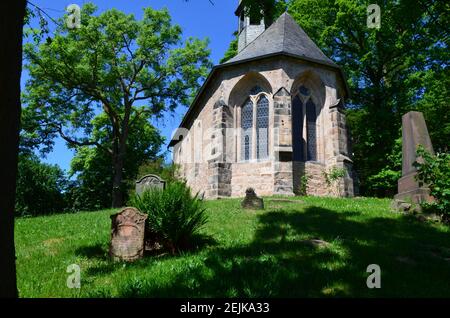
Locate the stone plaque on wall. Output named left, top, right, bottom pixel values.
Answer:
left=135, top=174, right=166, bottom=196
left=109, top=207, right=147, bottom=262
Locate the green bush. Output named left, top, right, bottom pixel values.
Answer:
left=414, top=146, right=450, bottom=222
left=15, top=154, right=68, bottom=216
left=296, top=174, right=309, bottom=196
left=367, top=137, right=402, bottom=197
left=129, top=182, right=208, bottom=253
left=323, top=167, right=346, bottom=196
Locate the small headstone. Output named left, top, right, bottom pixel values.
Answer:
left=394, top=111, right=434, bottom=204
left=391, top=199, right=412, bottom=212
left=241, top=188, right=264, bottom=210
left=109, top=207, right=147, bottom=262
left=135, top=174, right=166, bottom=196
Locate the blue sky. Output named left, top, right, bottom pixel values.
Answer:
left=22, top=0, right=237, bottom=172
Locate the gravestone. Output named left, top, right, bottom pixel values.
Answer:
left=241, top=188, right=264, bottom=210
left=394, top=111, right=434, bottom=204
left=109, top=207, right=147, bottom=262
left=135, top=174, right=166, bottom=196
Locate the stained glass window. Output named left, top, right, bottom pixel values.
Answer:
left=241, top=99, right=253, bottom=161
left=292, top=95, right=304, bottom=161
left=244, top=136, right=250, bottom=161
left=250, top=86, right=263, bottom=95
left=256, top=95, right=269, bottom=159
left=306, top=99, right=317, bottom=161
left=299, top=85, right=310, bottom=96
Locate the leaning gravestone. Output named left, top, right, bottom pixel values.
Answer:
left=394, top=111, right=434, bottom=204
left=241, top=188, right=264, bottom=210
left=135, top=174, right=166, bottom=196
left=109, top=207, right=147, bottom=262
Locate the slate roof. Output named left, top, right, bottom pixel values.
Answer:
left=225, top=12, right=338, bottom=68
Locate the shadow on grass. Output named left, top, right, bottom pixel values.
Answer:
left=75, top=243, right=109, bottom=261
left=114, top=206, right=450, bottom=298
left=82, top=233, right=217, bottom=279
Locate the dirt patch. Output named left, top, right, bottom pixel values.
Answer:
left=43, top=237, right=65, bottom=246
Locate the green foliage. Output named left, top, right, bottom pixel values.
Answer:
left=219, top=33, right=238, bottom=64
left=240, top=0, right=287, bottom=26
left=22, top=3, right=212, bottom=206
left=127, top=159, right=182, bottom=199
left=15, top=197, right=450, bottom=297
left=220, top=0, right=287, bottom=62
left=15, top=154, right=67, bottom=216
left=366, top=137, right=402, bottom=197
left=129, top=182, right=208, bottom=253
left=286, top=0, right=448, bottom=196
left=414, top=146, right=450, bottom=221
left=296, top=174, right=309, bottom=196
left=136, top=158, right=181, bottom=185
left=323, top=167, right=346, bottom=196
left=416, top=68, right=450, bottom=153
left=66, top=112, right=164, bottom=211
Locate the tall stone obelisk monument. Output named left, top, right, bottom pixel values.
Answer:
left=394, top=111, right=434, bottom=203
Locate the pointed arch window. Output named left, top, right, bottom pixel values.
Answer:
left=306, top=99, right=317, bottom=161
left=292, top=95, right=304, bottom=161
left=250, top=86, right=263, bottom=95
left=256, top=95, right=269, bottom=159
left=292, top=85, right=318, bottom=162
left=241, top=98, right=253, bottom=161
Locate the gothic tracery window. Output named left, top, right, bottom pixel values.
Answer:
left=292, top=95, right=304, bottom=161
left=241, top=98, right=253, bottom=161
left=256, top=95, right=269, bottom=159
left=292, top=85, right=318, bottom=162
left=250, top=85, right=263, bottom=95
left=240, top=86, right=270, bottom=161
left=306, top=99, right=317, bottom=161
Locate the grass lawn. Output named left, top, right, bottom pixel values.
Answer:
left=15, top=196, right=450, bottom=298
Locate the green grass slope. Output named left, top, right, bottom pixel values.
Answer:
left=15, top=196, right=450, bottom=298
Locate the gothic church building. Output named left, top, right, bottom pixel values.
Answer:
left=169, top=2, right=356, bottom=199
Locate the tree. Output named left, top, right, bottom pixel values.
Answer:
left=23, top=3, right=212, bottom=207
left=222, top=0, right=448, bottom=195
left=0, top=0, right=26, bottom=299
left=67, top=111, right=164, bottom=211
left=15, top=154, right=68, bottom=217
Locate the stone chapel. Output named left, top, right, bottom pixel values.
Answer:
left=169, top=1, right=356, bottom=199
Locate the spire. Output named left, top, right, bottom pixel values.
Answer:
left=236, top=0, right=266, bottom=52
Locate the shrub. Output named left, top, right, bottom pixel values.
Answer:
left=366, top=138, right=402, bottom=197
left=296, top=174, right=309, bottom=196
left=129, top=181, right=208, bottom=253
left=15, top=154, right=68, bottom=216
left=414, top=146, right=450, bottom=223
left=323, top=167, right=346, bottom=196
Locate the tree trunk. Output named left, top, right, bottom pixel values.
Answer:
left=111, top=147, right=126, bottom=208
left=0, top=0, right=26, bottom=298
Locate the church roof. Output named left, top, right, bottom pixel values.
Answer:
left=169, top=13, right=348, bottom=148
left=225, top=12, right=338, bottom=68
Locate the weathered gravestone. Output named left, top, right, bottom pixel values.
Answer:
left=394, top=111, right=434, bottom=204
left=109, top=207, right=147, bottom=262
left=241, top=188, right=264, bottom=210
left=135, top=174, right=166, bottom=196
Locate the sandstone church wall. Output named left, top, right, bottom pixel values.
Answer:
left=172, top=57, right=355, bottom=199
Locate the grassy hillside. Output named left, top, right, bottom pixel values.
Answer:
left=15, top=196, right=450, bottom=298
